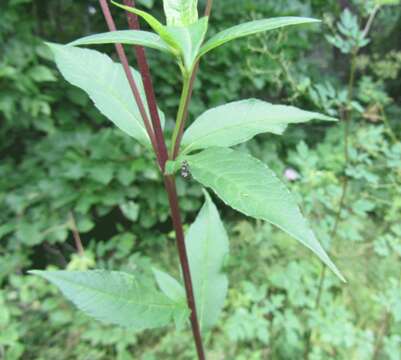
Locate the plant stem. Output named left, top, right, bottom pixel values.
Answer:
left=98, top=0, right=161, bottom=167
left=205, top=0, right=214, bottom=17
left=167, top=72, right=208, bottom=359
left=164, top=176, right=206, bottom=360
left=100, top=2, right=206, bottom=358
left=68, top=212, right=84, bottom=256
left=171, top=74, right=192, bottom=158
left=170, top=1, right=214, bottom=159
left=362, top=5, right=381, bottom=39
left=122, top=0, right=169, bottom=169
left=371, top=311, right=391, bottom=360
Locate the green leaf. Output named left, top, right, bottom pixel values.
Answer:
left=167, top=17, right=208, bottom=70
left=185, top=148, right=345, bottom=282
left=186, top=190, right=229, bottom=330
left=69, top=30, right=171, bottom=53
left=375, top=0, right=399, bottom=4
left=47, top=43, right=164, bottom=145
left=28, top=65, right=57, bottom=82
left=165, top=159, right=180, bottom=175
left=111, top=1, right=207, bottom=70
left=152, top=269, right=188, bottom=330
left=181, top=99, right=336, bottom=153
left=111, top=1, right=180, bottom=52
left=153, top=268, right=185, bottom=302
left=163, top=0, right=199, bottom=26
left=199, top=17, right=320, bottom=56
left=29, top=270, right=188, bottom=330
left=120, top=201, right=140, bottom=221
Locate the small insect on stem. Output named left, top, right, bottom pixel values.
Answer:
left=181, top=160, right=192, bottom=180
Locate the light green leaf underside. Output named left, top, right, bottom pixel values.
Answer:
left=69, top=30, right=171, bottom=53
left=153, top=268, right=185, bottom=302
left=112, top=1, right=180, bottom=51
left=181, top=99, right=336, bottom=153
left=185, top=148, right=345, bottom=282
left=47, top=43, right=164, bottom=145
left=163, top=0, right=199, bottom=26
left=186, top=191, right=229, bottom=331
left=29, top=270, right=188, bottom=330
left=200, top=17, right=320, bottom=56
left=167, top=17, right=208, bottom=70
left=152, top=268, right=188, bottom=330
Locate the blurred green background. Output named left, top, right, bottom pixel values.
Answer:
left=1, top=0, right=401, bottom=359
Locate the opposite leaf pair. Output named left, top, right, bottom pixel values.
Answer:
left=70, top=1, right=320, bottom=73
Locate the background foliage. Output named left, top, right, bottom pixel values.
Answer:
left=1, top=0, right=401, bottom=359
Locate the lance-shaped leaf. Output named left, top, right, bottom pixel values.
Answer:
left=47, top=43, right=164, bottom=145
left=181, top=99, right=336, bottom=153
left=186, top=191, right=229, bottom=331
left=29, top=270, right=188, bottom=330
left=153, top=268, right=185, bottom=302
left=152, top=268, right=188, bottom=329
left=69, top=30, right=171, bottom=53
left=112, top=1, right=180, bottom=52
left=163, top=0, right=199, bottom=26
left=184, top=148, right=345, bottom=282
left=199, top=17, right=320, bottom=56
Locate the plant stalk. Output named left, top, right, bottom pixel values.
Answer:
left=371, top=311, right=391, bottom=360
left=166, top=72, right=206, bottom=359
left=164, top=176, right=206, bottom=360
left=171, top=74, right=192, bottom=158
left=68, top=212, right=84, bottom=256
left=122, top=0, right=169, bottom=169
left=170, top=1, right=214, bottom=159
left=205, top=0, right=214, bottom=17
left=100, top=2, right=206, bottom=358
left=98, top=0, right=161, bottom=167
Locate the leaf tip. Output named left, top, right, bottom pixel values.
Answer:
left=321, top=114, right=338, bottom=122
left=44, top=42, right=63, bottom=56
left=306, top=18, right=322, bottom=23
left=44, top=41, right=56, bottom=50
left=27, top=270, right=47, bottom=278
left=326, top=262, right=346, bottom=283
left=201, top=188, right=211, bottom=201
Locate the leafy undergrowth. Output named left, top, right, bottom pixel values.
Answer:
left=1, top=0, right=401, bottom=359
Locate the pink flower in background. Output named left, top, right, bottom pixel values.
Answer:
left=284, top=168, right=300, bottom=181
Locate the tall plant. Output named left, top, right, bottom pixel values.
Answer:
left=29, top=1, right=344, bottom=358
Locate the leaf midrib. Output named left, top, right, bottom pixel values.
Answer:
left=189, top=151, right=315, bottom=251
left=49, top=272, right=181, bottom=309
left=182, top=117, right=285, bottom=153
